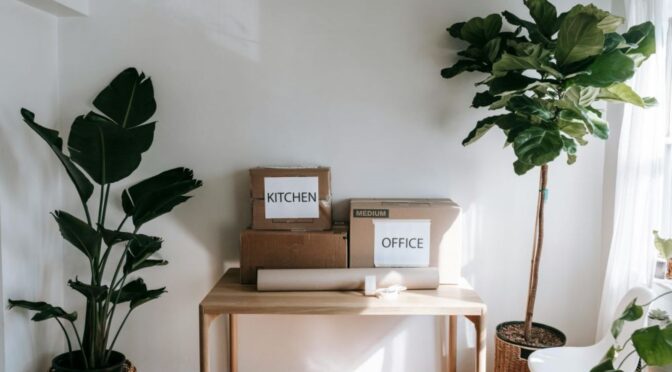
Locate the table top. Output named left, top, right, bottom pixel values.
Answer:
left=200, top=268, right=486, bottom=316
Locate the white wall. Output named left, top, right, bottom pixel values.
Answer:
left=3, top=0, right=611, bottom=371
left=0, top=2, right=64, bottom=371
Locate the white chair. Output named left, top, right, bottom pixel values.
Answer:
left=528, top=286, right=655, bottom=372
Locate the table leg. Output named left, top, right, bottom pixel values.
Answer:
left=466, top=312, right=486, bottom=372
left=229, top=314, right=239, bottom=372
left=199, top=306, right=217, bottom=372
left=449, top=316, right=457, bottom=372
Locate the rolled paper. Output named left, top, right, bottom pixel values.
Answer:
left=256, top=267, right=439, bottom=291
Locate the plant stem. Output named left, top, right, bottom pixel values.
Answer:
left=524, top=164, right=548, bottom=340
left=98, top=215, right=129, bottom=274
left=69, top=319, right=89, bottom=369
left=100, top=185, right=111, bottom=228
left=105, top=309, right=132, bottom=363
left=642, top=290, right=672, bottom=307
left=617, top=349, right=637, bottom=369
left=55, top=318, right=73, bottom=365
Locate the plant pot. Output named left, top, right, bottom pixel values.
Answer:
left=494, top=321, right=566, bottom=372
left=51, top=351, right=127, bottom=372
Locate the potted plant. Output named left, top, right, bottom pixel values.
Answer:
left=594, top=292, right=672, bottom=371
left=655, top=231, right=672, bottom=279
left=7, top=68, right=202, bottom=371
left=441, top=0, right=655, bottom=370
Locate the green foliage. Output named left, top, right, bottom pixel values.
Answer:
left=654, top=230, right=672, bottom=259
left=8, top=68, right=202, bottom=369
left=442, top=0, right=655, bottom=175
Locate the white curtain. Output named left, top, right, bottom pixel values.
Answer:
left=596, top=0, right=672, bottom=337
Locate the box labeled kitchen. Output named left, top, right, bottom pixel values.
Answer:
left=349, top=199, right=462, bottom=284
left=250, top=167, right=332, bottom=230
left=240, top=226, right=347, bottom=284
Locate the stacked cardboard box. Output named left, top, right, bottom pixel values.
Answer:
left=240, top=167, right=347, bottom=284
left=349, top=199, right=462, bottom=284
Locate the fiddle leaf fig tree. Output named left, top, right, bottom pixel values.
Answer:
left=442, top=0, right=655, bottom=343
left=8, top=68, right=202, bottom=369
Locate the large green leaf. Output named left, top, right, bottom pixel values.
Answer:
left=20, top=109, right=94, bottom=204
left=506, top=95, right=553, bottom=121
left=93, top=68, right=156, bottom=129
left=67, top=112, right=154, bottom=184
left=561, top=136, right=577, bottom=164
left=622, top=21, right=655, bottom=66
left=502, top=11, right=550, bottom=45
left=632, top=324, right=672, bottom=366
left=462, top=115, right=506, bottom=145
left=123, top=235, right=166, bottom=274
left=52, top=210, right=100, bottom=260
left=654, top=230, right=672, bottom=259
left=570, top=50, right=635, bottom=87
left=492, top=44, right=561, bottom=78
left=8, top=299, right=77, bottom=322
left=471, top=91, right=499, bottom=108
left=513, top=160, right=535, bottom=175
left=603, top=33, right=628, bottom=53
left=441, top=60, right=488, bottom=79
left=122, top=167, right=203, bottom=227
left=513, top=127, right=563, bottom=167
left=524, top=0, right=558, bottom=37
left=460, top=14, right=502, bottom=46
left=109, top=278, right=166, bottom=309
left=488, top=73, right=537, bottom=95
left=558, top=110, right=588, bottom=145
left=68, top=278, right=108, bottom=301
left=598, top=83, right=654, bottom=108
left=556, top=8, right=604, bottom=66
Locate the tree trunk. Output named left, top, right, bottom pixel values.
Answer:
left=524, top=164, right=548, bottom=341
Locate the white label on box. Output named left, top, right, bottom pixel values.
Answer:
left=373, top=219, right=431, bottom=267
left=264, top=177, right=319, bottom=219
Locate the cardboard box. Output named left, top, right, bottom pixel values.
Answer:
left=240, top=226, right=347, bottom=284
left=349, top=199, right=462, bottom=284
left=249, top=167, right=332, bottom=231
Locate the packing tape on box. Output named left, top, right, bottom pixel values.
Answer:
left=256, top=267, right=439, bottom=291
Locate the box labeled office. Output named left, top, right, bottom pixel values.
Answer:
left=349, top=199, right=462, bottom=284
left=240, top=226, right=347, bottom=284
left=250, top=167, right=332, bottom=230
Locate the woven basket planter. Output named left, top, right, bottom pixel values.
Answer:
left=494, top=321, right=566, bottom=372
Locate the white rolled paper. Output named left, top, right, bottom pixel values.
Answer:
left=257, top=267, right=439, bottom=291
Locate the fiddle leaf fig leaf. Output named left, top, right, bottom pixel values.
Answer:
left=632, top=324, right=672, bottom=366
left=52, top=210, right=100, bottom=261
left=556, top=8, right=604, bottom=66
left=93, top=68, right=156, bottom=129
left=488, top=73, right=537, bottom=95
left=524, top=0, right=558, bottom=37
left=462, top=115, right=506, bottom=145
left=441, top=60, right=488, bottom=79
left=471, top=91, right=499, bottom=108
left=502, top=11, right=550, bottom=45
left=122, top=167, right=203, bottom=227
left=8, top=299, right=77, bottom=322
left=492, top=44, right=561, bottom=78
left=506, top=95, right=553, bottom=121
left=561, top=136, right=577, bottom=164
left=603, top=33, right=628, bottom=53
left=513, top=127, right=563, bottom=167
left=558, top=111, right=588, bottom=146
left=448, top=22, right=465, bottom=39
left=654, top=230, right=672, bottom=259
left=513, top=159, right=535, bottom=175
left=622, top=21, right=656, bottom=66
left=460, top=14, right=502, bottom=46
left=20, top=109, right=94, bottom=204
left=570, top=50, right=635, bottom=87
left=598, top=83, right=653, bottom=108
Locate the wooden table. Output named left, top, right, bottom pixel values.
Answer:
left=200, top=269, right=487, bottom=372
